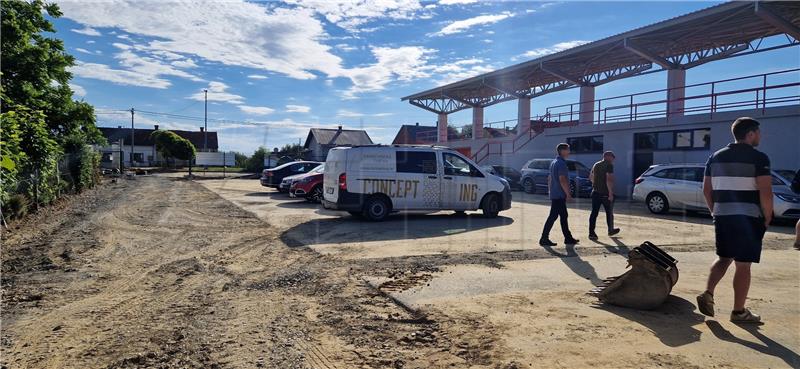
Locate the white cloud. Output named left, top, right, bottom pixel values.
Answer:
left=75, top=48, right=92, bottom=54
left=521, top=40, right=589, bottom=58
left=247, top=74, right=269, bottom=80
left=70, top=62, right=172, bottom=89
left=337, top=110, right=393, bottom=117
left=340, top=46, right=435, bottom=97
left=335, top=43, right=359, bottom=52
left=86, top=40, right=96, bottom=44
left=190, top=81, right=244, bottom=104
left=325, top=79, right=334, bottom=87
left=238, top=105, right=275, bottom=115
left=115, top=49, right=203, bottom=82
left=286, top=105, right=311, bottom=113
left=57, top=1, right=344, bottom=80
left=72, top=26, right=101, bottom=36
left=439, top=0, right=476, bottom=5
left=69, top=83, right=86, bottom=97
left=433, top=12, right=514, bottom=36
left=285, top=0, right=423, bottom=32
left=171, top=59, right=198, bottom=68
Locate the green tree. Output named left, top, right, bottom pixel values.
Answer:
left=1, top=0, right=104, bottom=145
left=233, top=152, right=248, bottom=168
left=151, top=130, right=197, bottom=164
left=244, top=146, right=269, bottom=173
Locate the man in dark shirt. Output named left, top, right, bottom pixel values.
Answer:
left=540, top=143, right=579, bottom=246
left=588, top=151, right=621, bottom=240
left=696, top=117, right=772, bottom=324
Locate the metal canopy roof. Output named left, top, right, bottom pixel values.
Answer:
left=402, top=1, right=800, bottom=115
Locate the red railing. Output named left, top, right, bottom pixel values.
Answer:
left=467, top=68, right=799, bottom=163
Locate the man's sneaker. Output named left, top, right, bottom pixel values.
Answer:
left=608, top=228, right=621, bottom=236
left=564, top=238, right=580, bottom=245
left=730, top=308, right=762, bottom=324
left=539, top=239, right=557, bottom=247
left=696, top=291, right=715, bottom=317
left=588, top=233, right=598, bottom=240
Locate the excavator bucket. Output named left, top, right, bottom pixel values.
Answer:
left=588, top=241, right=679, bottom=310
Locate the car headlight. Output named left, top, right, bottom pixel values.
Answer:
left=776, top=193, right=800, bottom=203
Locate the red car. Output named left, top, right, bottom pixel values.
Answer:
left=289, top=164, right=324, bottom=203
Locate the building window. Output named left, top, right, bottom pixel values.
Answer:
left=635, top=128, right=710, bottom=151
left=693, top=129, right=711, bottom=148
left=102, top=153, right=113, bottom=162
left=567, top=135, right=603, bottom=153
left=675, top=131, right=692, bottom=148
left=132, top=153, right=144, bottom=162
left=396, top=151, right=437, bottom=174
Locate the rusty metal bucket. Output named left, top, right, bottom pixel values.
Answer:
left=589, top=241, right=679, bottom=310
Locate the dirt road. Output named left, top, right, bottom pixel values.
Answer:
left=3, top=176, right=798, bottom=368
left=1, top=177, right=509, bottom=368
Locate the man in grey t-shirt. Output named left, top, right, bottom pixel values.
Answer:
left=540, top=143, right=579, bottom=246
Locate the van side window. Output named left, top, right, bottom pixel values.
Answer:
left=443, top=153, right=482, bottom=177
left=396, top=151, right=437, bottom=174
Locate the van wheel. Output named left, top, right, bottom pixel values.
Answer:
left=646, top=192, right=669, bottom=214
left=523, top=178, right=535, bottom=194
left=363, top=196, right=390, bottom=221
left=482, top=194, right=500, bottom=218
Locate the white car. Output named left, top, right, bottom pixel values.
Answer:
left=322, top=145, right=511, bottom=221
left=632, top=163, right=800, bottom=220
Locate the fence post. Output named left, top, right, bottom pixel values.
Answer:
left=762, top=74, right=767, bottom=115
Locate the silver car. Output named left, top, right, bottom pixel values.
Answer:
left=632, top=163, right=800, bottom=220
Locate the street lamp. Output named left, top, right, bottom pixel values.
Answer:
left=203, top=89, right=208, bottom=152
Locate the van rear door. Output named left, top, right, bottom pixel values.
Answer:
left=323, top=148, right=347, bottom=204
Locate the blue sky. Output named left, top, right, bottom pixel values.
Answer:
left=51, top=1, right=799, bottom=154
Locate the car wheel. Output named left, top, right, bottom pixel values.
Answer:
left=308, top=185, right=323, bottom=203
left=363, top=196, right=390, bottom=221
left=481, top=193, right=500, bottom=218
left=523, top=178, right=535, bottom=194
left=646, top=192, right=670, bottom=214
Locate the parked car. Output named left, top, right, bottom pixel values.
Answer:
left=260, top=161, right=321, bottom=191
left=632, top=163, right=800, bottom=220
left=519, top=158, right=592, bottom=197
left=481, top=165, right=522, bottom=190
left=290, top=164, right=325, bottom=202
left=322, top=145, right=511, bottom=221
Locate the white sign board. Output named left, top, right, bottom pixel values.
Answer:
left=263, top=155, right=279, bottom=168
left=195, top=151, right=235, bottom=166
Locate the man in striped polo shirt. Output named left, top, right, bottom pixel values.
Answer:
left=696, top=117, right=773, bottom=324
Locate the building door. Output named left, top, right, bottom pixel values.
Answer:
left=632, top=152, right=653, bottom=183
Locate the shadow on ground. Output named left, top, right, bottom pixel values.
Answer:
left=706, top=320, right=800, bottom=368
left=280, top=213, right=514, bottom=248
left=592, top=295, right=705, bottom=347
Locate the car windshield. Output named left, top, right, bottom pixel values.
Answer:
left=775, top=169, right=795, bottom=183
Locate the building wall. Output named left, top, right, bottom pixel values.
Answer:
left=451, top=106, right=800, bottom=197
left=100, top=145, right=160, bottom=167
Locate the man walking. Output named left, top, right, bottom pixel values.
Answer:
left=588, top=151, right=621, bottom=240
left=540, top=143, right=579, bottom=246
left=696, top=117, right=772, bottom=324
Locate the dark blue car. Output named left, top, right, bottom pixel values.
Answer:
left=520, top=158, right=593, bottom=197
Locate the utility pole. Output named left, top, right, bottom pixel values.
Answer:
left=130, top=108, right=135, bottom=167
left=203, top=89, right=208, bottom=152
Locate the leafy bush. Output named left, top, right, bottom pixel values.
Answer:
left=151, top=130, right=197, bottom=164
left=4, top=194, right=29, bottom=220
left=244, top=147, right=269, bottom=173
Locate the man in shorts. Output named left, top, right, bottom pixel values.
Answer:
left=696, top=117, right=772, bottom=324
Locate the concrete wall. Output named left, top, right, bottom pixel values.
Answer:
left=450, top=105, right=800, bottom=197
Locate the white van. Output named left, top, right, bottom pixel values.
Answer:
left=322, top=145, right=511, bottom=221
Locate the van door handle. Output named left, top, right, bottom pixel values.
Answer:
left=443, top=176, right=453, bottom=180
left=428, top=176, right=437, bottom=179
